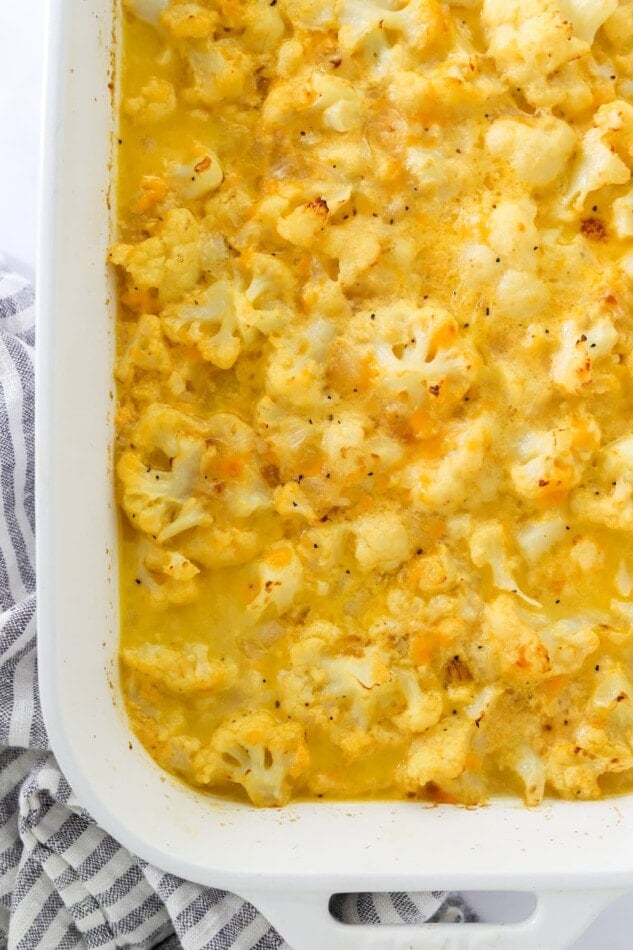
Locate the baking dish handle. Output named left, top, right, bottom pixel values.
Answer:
left=244, top=887, right=625, bottom=950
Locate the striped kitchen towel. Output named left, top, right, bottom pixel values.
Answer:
left=0, top=263, right=474, bottom=949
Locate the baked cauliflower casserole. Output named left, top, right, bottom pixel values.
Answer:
left=111, top=0, right=633, bottom=807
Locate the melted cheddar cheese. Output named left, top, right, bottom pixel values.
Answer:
left=112, top=0, right=633, bottom=807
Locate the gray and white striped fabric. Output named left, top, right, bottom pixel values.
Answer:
left=0, top=264, right=473, bottom=949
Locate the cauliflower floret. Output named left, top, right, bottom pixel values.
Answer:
left=551, top=319, right=619, bottom=394
left=485, top=116, right=576, bottom=188
left=322, top=217, right=383, bottom=288
left=569, top=537, right=605, bottom=573
left=297, top=521, right=351, bottom=576
left=371, top=303, right=480, bottom=406
left=201, top=412, right=272, bottom=518
left=565, top=127, right=631, bottom=211
left=185, top=41, right=253, bottom=106
left=266, top=318, right=336, bottom=408
left=134, top=537, right=200, bottom=604
left=482, top=0, right=589, bottom=89
left=571, top=435, right=633, bottom=530
left=191, top=712, right=310, bottom=806
left=603, top=1, right=633, bottom=44
left=516, top=515, right=567, bottom=565
left=109, top=208, right=202, bottom=305
left=404, top=148, right=455, bottom=194
left=279, top=0, right=337, bottom=32
left=120, top=406, right=270, bottom=551
left=118, top=406, right=209, bottom=542
left=478, top=595, right=600, bottom=681
left=613, top=191, right=633, bottom=239
left=544, top=719, right=633, bottom=800
left=405, top=717, right=473, bottom=788
left=247, top=543, right=304, bottom=618
left=351, top=509, right=415, bottom=574
left=124, top=78, right=176, bottom=125
left=290, top=467, right=352, bottom=526
left=281, top=623, right=443, bottom=757
left=468, top=520, right=541, bottom=607
left=320, top=410, right=366, bottom=472
left=162, top=253, right=293, bottom=363
left=337, top=0, right=445, bottom=55
left=169, top=151, right=223, bottom=201
left=494, top=270, right=549, bottom=321
left=241, top=252, right=296, bottom=336
left=263, top=71, right=362, bottom=132
left=510, top=415, right=601, bottom=500
left=277, top=196, right=331, bottom=248
left=459, top=242, right=500, bottom=286
left=399, top=414, right=493, bottom=509
left=558, top=0, right=618, bottom=42
left=483, top=0, right=594, bottom=115
left=487, top=198, right=540, bottom=270
left=122, top=642, right=236, bottom=694
left=605, top=435, right=633, bottom=480
left=179, top=524, right=262, bottom=569
left=272, top=184, right=352, bottom=250
left=593, top=101, right=633, bottom=167
left=161, top=3, right=218, bottom=38
left=255, top=397, right=321, bottom=476
left=161, top=280, right=242, bottom=369
left=392, top=671, right=444, bottom=733
left=615, top=561, right=633, bottom=598
left=498, top=744, right=546, bottom=806
left=115, top=313, right=172, bottom=386
left=539, top=616, right=601, bottom=674
left=123, top=0, right=168, bottom=25
left=590, top=661, right=633, bottom=712
left=241, top=0, right=286, bottom=50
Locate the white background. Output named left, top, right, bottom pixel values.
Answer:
left=1, top=2, right=632, bottom=946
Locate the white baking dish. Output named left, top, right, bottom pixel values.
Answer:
left=35, top=1, right=633, bottom=947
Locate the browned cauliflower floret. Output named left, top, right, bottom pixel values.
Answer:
left=190, top=711, right=310, bottom=806
left=263, top=71, right=362, bottom=134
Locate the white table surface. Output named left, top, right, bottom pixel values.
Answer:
left=2, top=3, right=632, bottom=947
